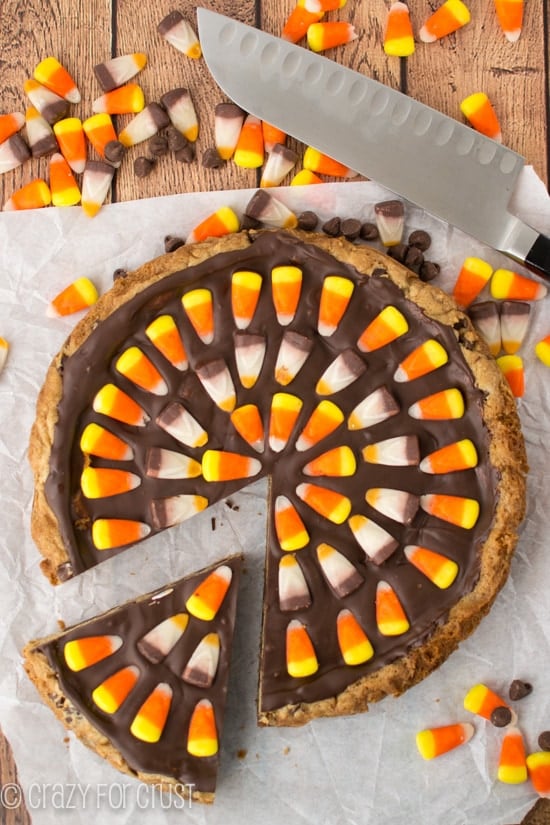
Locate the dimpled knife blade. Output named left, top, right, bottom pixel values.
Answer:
left=197, top=9, right=550, bottom=281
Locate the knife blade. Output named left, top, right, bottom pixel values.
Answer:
left=197, top=8, right=550, bottom=282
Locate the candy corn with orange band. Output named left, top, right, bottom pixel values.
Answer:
left=318, top=276, right=354, bottom=336
left=303, top=146, right=357, bottom=178
left=186, top=565, right=233, bottom=621
left=404, top=546, right=459, bottom=588
left=357, top=306, right=408, bottom=352
left=47, top=277, right=98, bottom=317
left=234, top=114, right=264, bottom=168
left=464, top=682, right=517, bottom=723
left=202, top=450, right=261, bottom=482
left=3, top=179, right=51, bottom=211
left=296, top=483, right=352, bottom=524
left=145, top=315, right=188, bottom=371
left=187, top=699, right=218, bottom=757
left=419, top=0, right=471, bottom=43
left=0, top=112, right=24, bottom=144
left=130, top=683, right=173, bottom=743
left=92, top=83, right=145, bottom=116
left=337, top=609, right=374, bottom=665
left=384, top=2, right=415, bottom=57
left=181, top=288, right=214, bottom=343
left=494, top=0, right=523, bottom=42
left=230, top=404, right=265, bottom=452
left=92, top=667, right=139, bottom=714
left=80, top=467, right=141, bottom=499
left=34, top=57, right=80, bottom=103
left=92, top=384, right=149, bottom=427
left=376, top=581, right=409, bottom=636
left=53, top=118, right=87, bottom=174
left=416, top=723, right=474, bottom=759
left=307, top=21, right=358, bottom=52
left=420, top=493, right=479, bottom=529
left=286, top=620, right=318, bottom=677
left=80, top=423, right=133, bottom=461
left=498, top=727, right=528, bottom=783
left=186, top=207, right=240, bottom=245
left=82, top=114, right=120, bottom=162
left=296, top=400, right=344, bottom=450
left=269, top=392, right=303, bottom=452
left=64, top=635, right=122, bottom=671
left=282, top=4, right=323, bottom=43
left=491, top=269, right=547, bottom=301
left=272, top=265, right=302, bottom=325
left=460, top=93, right=502, bottom=142
left=274, top=495, right=309, bottom=551
left=452, top=257, right=493, bottom=307
left=92, top=519, right=151, bottom=550
left=497, top=354, right=525, bottom=398
left=49, top=152, right=80, bottom=206
left=115, top=346, right=168, bottom=395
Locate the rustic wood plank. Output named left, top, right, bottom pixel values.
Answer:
left=406, top=0, right=548, bottom=185
left=0, top=726, right=31, bottom=824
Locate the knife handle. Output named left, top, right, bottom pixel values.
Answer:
left=525, top=234, right=550, bottom=283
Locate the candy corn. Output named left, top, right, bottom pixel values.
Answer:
left=260, top=144, right=298, bottom=188
left=196, top=359, right=236, bottom=411
left=234, top=114, right=264, bottom=168
left=404, top=545, right=459, bottom=589
left=497, top=354, right=525, bottom=397
left=337, top=609, right=374, bottom=665
left=453, top=257, right=493, bottom=306
left=145, top=315, right=188, bottom=370
left=186, top=206, right=240, bottom=245
left=3, top=178, right=51, bottom=211
left=49, top=152, right=80, bottom=207
left=262, top=121, right=287, bottom=153
left=92, top=83, right=145, bottom=115
left=416, top=723, right=474, bottom=759
left=234, top=332, right=266, bottom=388
left=0, top=135, right=31, bottom=175
left=535, top=334, right=550, bottom=366
left=47, top=276, right=98, bottom=317
left=272, top=265, right=303, bottom=325
left=348, top=386, right=400, bottom=430
left=286, top=620, right=318, bottom=678
left=318, top=276, right=354, bottom=336
left=94, top=52, right=147, bottom=92
left=93, top=384, right=149, bottom=427
left=0, top=112, right=24, bottom=144
left=274, top=495, right=309, bottom=551
left=419, top=0, right=471, bottom=43
left=158, top=11, right=201, bottom=58
left=296, top=400, right=344, bottom=450
left=275, top=331, right=313, bottom=386
left=460, top=92, right=502, bottom=142
left=303, top=146, right=356, bottom=178
left=376, top=581, right=409, bottom=635
left=468, top=301, right=501, bottom=356
left=161, top=88, right=199, bottom=142
left=282, top=4, right=323, bottom=43
left=187, top=699, right=218, bottom=757
left=82, top=114, right=119, bottom=162
left=362, top=434, right=420, bottom=467
left=245, top=190, right=298, bottom=229
left=92, top=666, right=139, bottom=714
left=34, top=57, right=80, bottom=103
left=202, top=449, right=261, bottom=482
left=384, top=2, right=415, bottom=57
left=291, top=169, right=324, bottom=186
left=500, top=301, right=530, bottom=354
left=150, top=494, right=208, bottom=529
left=24, top=78, right=69, bottom=123
left=92, top=518, right=151, bottom=550
left=64, top=635, right=122, bottom=671
left=526, top=752, right=550, bottom=797
left=316, top=350, right=366, bottom=395
left=316, top=543, right=363, bottom=597
left=214, top=103, right=245, bottom=160
left=53, top=117, right=86, bottom=174
left=296, top=483, right=351, bottom=524
left=348, top=515, right=399, bottom=565
left=81, top=160, right=114, bottom=217
left=232, top=270, right=262, bottom=329
left=365, top=487, right=419, bottom=524
left=307, top=21, right=358, bottom=52
left=374, top=200, right=405, bottom=246
left=498, top=726, right=528, bottom=784
left=182, top=288, right=214, bottom=343
left=494, top=0, right=523, bottom=42
left=394, top=339, right=448, bottom=382
left=25, top=106, right=58, bottom=157
left=146, top=448, right=201, bottom=480
left=357, top=306, right=408, bottom=352
left=186, top=565, right=233, bottom=621
left=130, top=683, right=172, bottom=743
left=115, top=346, right=168, bottom=395
left=81, top=467, right=141, bottom=499
left=269, top=392, right=303, bottom=451
left=408, top=388, right=465, bottom=420
left=118, top=103, right=170, bottom=148
left=278, top=555, right=311, bottom=612
left=230, top=404, right=265, bottom=453
left=156, top=402, right=207, bottom=448
left=303, top=445, right=356, bottom=477
left=491, top=268, right=547, bottom=301
left=420, top=439, right=478, bottom=474
left=420, top=493, right=479, bottom=528
left=0, top=339, right=8, bottom=375
left=182, top=633, right=220, bottom=687
left=80, top=423, right=133, bottom=461
left=137, top=614, right=189, bottom=662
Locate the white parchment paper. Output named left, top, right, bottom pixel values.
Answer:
left=1, top=172, right=549, bottom=825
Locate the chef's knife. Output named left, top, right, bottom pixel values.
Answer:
left=197, top=8, right=550, bottom=282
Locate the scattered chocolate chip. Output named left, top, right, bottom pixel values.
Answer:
left=538, top=731, right=550, bottom=751
left=166, top=126, right=188, bottom=153
left=341, top=218, right=362, bottom=241
left=164, top=235, right=185, bottom=254
left=134, top=156, right=155, bottom=178
left=491, top=706, right=513, bottom=727
left=322, top=216, right=341, bottom=237
left=360, top=221, right=379, bottom=241
left=175, top=143, right=196, bottom=164
left=297, top=210, right=318, bottom=231
left=104, top=140, right=125, bottom=165
left=387, top=243, right=409, bottom=263
left=201, top=147, right=225, bottom=168
left=113, top=268, right=128, bottom=281
left=509, top=679, right=533, bottom=701
left=240, top=214, right=262, bottom=230
left=419, top=261, right=440, bottom=282
left=408, top=229, right=432, bottom=251
left=148, top=134, right=169, bottom=157
left=56, top=561, right=73, bottom=582
left=404, top=245, right=424, bottom=271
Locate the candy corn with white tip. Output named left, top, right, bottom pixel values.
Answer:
left=137, top=614, right=189, bottom=662
left=316, top=349, right=366, bottom=395
left=81, top=467, right=141, bottom=499
left=234, top=114, right=264, bottom=168
left=260, top=144, right=298, bottom=187
left=92, top=83, right=145, bottom=115
left=464, top=682, right=517, bottom=723
left=186, top=206, right=240, bottom=245
left=94, top=52, right=147, bottom=92
left=282, top=4, right=323, bottom=43
left=262, top=121, right=287, bottom=153
left=231, top=270, right=262, bottom=329
left=366, top=487, right=419, bottom=524
left=187, top=700, right=218, bottom=757
left=145, top=315, right=187, bottom=371
left=269, top=392, right=303, bottom=451
left=234, top=332, right=266, bottom=388
left=245, top=190, right=298, bottom=229
left=291, top=169, right=324, bottom=186
left=460, top=92, right=502, bottom=142
left=408, top=388, right=464, bottom=420
left=182, top=288, right=214, bottom=343
left=348, top=386, right=399, bottom=430
left=497, top=354, right=525, bottom=397
left=0, top=112, right=25, bottom=144
left=92, top=518, right=151, bottom=550
left=416, top=723, right=474, bottom=759
left=150, top=494, right=208, bottom=529
left=156, top=402, right=207, bottom=447
left=297, top=483, right=351, bottom=524
left=202, top=450, right=262, bottom=482
left=278, top=555, right=311, bottom=612
left=214, top=103, right=245, bottom=160
left=420, top=439, right=478, bottom=474
left=186, top=565, right=233, bottom=621
left=316, top=543, right=363, bottom=597
left=93, top=384, right=149, bottom=427
left=24, top=78, right=69, bottom=123
left=468, top=301, right=501, bottom=356
left=161, top=88, right=199, bottom=142
left=196, top=360, right=236, bottom=412
left=118, top=103, right=170, bottom=148
left=0, top=135, right=31, bottom=175
left=348, top=515, right=399, bottom=565
left=82, top=113, right=120, bottom=162
left=53, top=117, right=86, bottom=173
left=376, top=581, right=409, bottom=635
left=394, top=340, right=448, bottom=382
left=115, top=346, right=168, bottom=395
left=491, top=268, right=547, bottom=301
left=526, top=752, right=550, bottom=797
left=64, top=635, right=122, bottom=671
left=404, top=545, right=459, bottom=589
left=80, top=423, right=133, bottom=461
left=374, top=200, right=405, bottom=246
left=419, top=0, right=471, bottom=43
left=131, top=683, right=172, bottom=743
left=145, top=448, right=201, bottom=480
left=272, top=265, right=303, bottom=325
left=25, top=106, right=57, bottom=157
left=357, top=306, right=408, bottom=352
left=92, top=666, right=139, bottom=714
left=420, top=493, right=480, bottom=528
left=49, top=152, right=80, bottom=207
left=307, top=21, right=358, bottom=52
left=498, top=727, right=528, bottom=784
left=500, top=301, right=530, bottom=354
left=296, top=400, right=344, bottom=450
left=303, top=146, right=356, bottom=178
left=158, top=11, right=201, bottom=58
left=337, top=609, right=374, bottom=665
left=274, top=495, right=309, bottom=551
left=230, top=404, right=265, bottom=452
left=47, top=276, right=97, bottom=316
left=34, top=57, right=80, bottom=103
left=183, top=634, right=220, bottom=688
left=275, top=331, right=312, bottom=385
left=494, top=0, right=523, bottom=42
left=286, top=620, right=318, bottom=678
left=362, top=435, right=420, bottom=467
left=81, top=160, right=114, bottom=218
left=303, top=445, right=356, bottom=477
left=318, top=276, right=354, bottom=336
left=3, top=179, right=51, bottom=211
left=384, top=2, right=415, bottom=57
left=0, top=338, right=8, bottom=375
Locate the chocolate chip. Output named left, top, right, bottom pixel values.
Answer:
left=419, top=261, right=440, bottom=282
left=201, top=147, right=225, bottom=168
left=134, top=156, right=155, bottom=178
left=341, top=218, right=362, bottom=241
left=104, top=140, right=125, bottom=165
left=538, top=731, right=550, bottom=751
left=56, top=561, right=73, bottom=582
left=509, top=679, right=533, bottom=700
left=490, top=706, right=513, bottom=727
left=149, top=135, right=169, bottom=157
left=404, top=245, right=424, bottom=271
left=322, top=217, right=341, bottom=237
left=360, top=221, right=379, bottom=241
left=113, top=268, right=128, bottom=281
left=297, top=211, right=318, bottom=231
left=164, top=235, right=185, bottom=254
left=175, top=143, right=196, bottom=164
left=388, top=243, right=409, bottom=263
left=408, top=229, right=432, bottom=251
left=167, top=126, right=188, bottom=153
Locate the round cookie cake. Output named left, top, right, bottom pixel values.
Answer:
left=29, top=228, right=527, bottom=725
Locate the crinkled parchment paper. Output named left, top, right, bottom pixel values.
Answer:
left=0, top=172, right=549, bottom=825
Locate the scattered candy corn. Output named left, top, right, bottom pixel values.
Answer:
left=278, top=554, right=311, bottom=612
left=182, top=633, right=220, bottom=688
left=362, top=434, right=419, bottom=467
left=196, top=359, right=236, bottom=411
left=318, top=275, right=354, bottom=336
left=497, top=354, right=525, bottom=397
left=464, top=682, right=516, bottom=723
left=130, top=683, right=172, bottom=743
left=202, top=449, right=261, bottom=482
left=357, top=305, right=408, bottom=352
left=25, top=106, right=58, bottom=157
left=307, top=21, right=358, bottom=52
left=316, top=349, right=366, bottom=395
left=24, top=78, right=69, bottom=123
left=186, top=565, right=233, bottom=621
left=234, top=332, right=266, bottom=388
left=47, top=276, right=98, bottom=317
left=374, top=200, right=405, bottom=246
left=535, top=334, right=550, bottom=366
left=92, top=83, right=145, bottom=115
left=64, top=635, right=122, bottom=671
left=92, top=666, right=139, bottom=714
left=348, top=386, right=400, bottom=430
left=303, top=146, right=356, bottom=178
left=416, top=723, right=474, bottom=759
left=0, top=135, right=31, bottom=175
left=260, top=144, right=298, bottom=187
left=304, top=0, right=347, bottom=11
left=419, top=0, right=471, bottom=43
left=181, top=288, right=214, bottom=343
left=376, top=581, right=409, bottom=635
left=186, top=206, right=240, bottom=245
left=468, top=301, right=501, bottom=356
left=404, top=545, right=459, bottom=588
left=316, top=543, right=363, bottom=597
left=272, top=265, right=303, bottom=325
left=145, top=315, right=188, bottom=370
left=82, top=113, right=119, bottom=162
left=491, top=269, right=547, bottom=301
left=286, top=619, right=318, bottom=677
left=3, top=178, right=51, bottom=211
left=115, top=346, right=168, bottom=395
left=296, top=400, right=344, bottom=450
left=230, top=404, right=265, bottom=452
left=234, top=114, right=264, bottom=168
left=214, top=102, right=245, bottom=160
left=93, top=384, right=149, bottom=427
left=420, top=493, right=479, bottom=528
left=290, top=169, right=324, bottom=185
left=158, top=11, right=201, bottom=59
left=500, top=301, right=530, bottom=354
left=118, top=103, right=170, bottom=147
left=337, top=609, right=374, bottom=665
left=366, top=487, right=419, bottom=524
left=34, top=57, right=80, bottom=103
left=269, top=392, right=303, bottom=451
left=53, top=117, right=86, bottom=174
left=137, top=614, right=189, bottom=662
left=145, top=448, right=201, bottom=480
left=81, top=160, right=114, bottom=217
left=394, top=339, right=448, bottom=382
left=262, top=121, right=287, bottom=153
left=245, top=190, right=298, bottom=229
left=187, top=699, right=218, bottom=757
left=150, top=494, right=208, bottom=529
left=161, top=88, right=199, bottom=142
left=282, top=4, right=323, bottom=43
left=408, top=388, right=464, bottom=420
left=384, top=2, right=415, bottom=57
left=275, top=495, right=309, bottom=551
left=460, top=92, right=502, bottom=142
left=156, top=402, right=207, bottom=447
left=494, top=0, right=523, bottom=42
left=81, top=466, right=141, bottom=499
left=80, top=423, right=133, bottom=461
left=420, top=439, right=478, bottom=474
left=453, top=257, right=493, bottom=307
left=348, top=515, right=398, bottom=564
left=94, top=52, right=147, bottom=92
left=49, top=152, right=80, bottom=207
left=92, top=518, right=151, bottom=550
left=498, top=726, right=528, bottom=784
left=0, top=112, right=25, bottom=144
left=526, top=751, right=550, bottom=797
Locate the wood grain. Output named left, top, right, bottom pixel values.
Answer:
left=0, top=726, right=31, bottom=824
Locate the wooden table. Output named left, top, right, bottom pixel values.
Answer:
left=0, top=1, right=549, bottom=822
